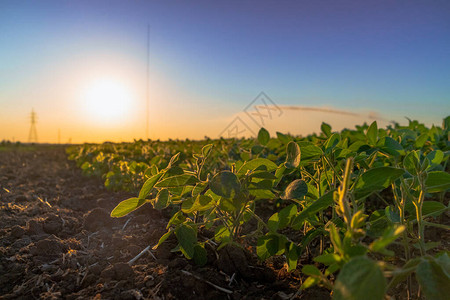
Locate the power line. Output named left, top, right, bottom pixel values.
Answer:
left=146, top=24, right=150, bottom=140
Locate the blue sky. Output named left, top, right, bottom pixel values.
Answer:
left=0, top=1, right=449, bottom=142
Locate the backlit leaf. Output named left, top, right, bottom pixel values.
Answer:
left=111, top=197, right=148, bottom=217
left=139, top=172, right=164, bottom=199
left=258, top=127, right=270, bottom=145
left=154, top=188, right=170, bottom=210
left=367, top=121, right=378, bottom=145
left=268, top=204, right=297, bottom=231
left=285, top=141, right=301, bottom=169
left=237, top=158, right=278, bottom=175
left=155, top=174, right=199, bottom=188
left=256, top=233, right=287, bottom=261
left=282, top=179, right=308, bottom=200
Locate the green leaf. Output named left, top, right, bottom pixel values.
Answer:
left=369, top=224, right=405, bottom=254
left=249, top=171, right=277, bottom=179
left=276, top=131, right=291, bottom=144
left=377, top=137, right=404, bottom=157
left=367, top=210, right=390, bottom=238
left=192, top=181, right=208, bottom=197
left=425, top=171, right=450, bottom=193
left=321, top=122, right=332, bottom=137
left=385, top=206, right=400, bottom=223
left=286, top=242, right=301, bottom=271
left=415, top=133, right=428, bottom=148
left=182, top=195, right=214, bottom=214
left=355, top=167, right=405, bottom=199
left=333, top=256, right=386, bottom=300
left=166, top=165, right=184, bottom=176
left=209, top=171, right=241, bottom=198
left=201, top=144, right=213, bottom=157
left=175, top=224, right=197, bottom=259
left=240, top=151, right=251, bottom=162
left=282, top=179, right=308, bottom=200
left=256, top=233, right=287, bottom=261
left=193, top=244, right=207, bottom=266
left=154, top=189, right=170, bottom=210
left=325, top=133, right=341, bottom=153
left=237, top=158, right=278, bottom=176
left=167, top=210, right=186, bottom=227
left=214, top=225, right=231, bottom=244
left=139, top=172, right=164, bottom=199
left=387, top=258, right=421, bottom=291
left=251, top=145, right=264, bottom=155
left=314, top=253, right=342, bottom=265
left=436, top=252, right=450, bottom=271
left=405, top=201, right=446, bottom=219
left=367, top=121, right=378, bottom=145
left=328, top=223, right=343, bottom=256
left=403, top=150, right=420, bottom=175
left=301, top=276, right=319, bottom=290
left=258, top=127, right=270, bottom=145
left=181, top=197, right=195, bottom=213
left=248, top=188, right=275, bottom=199
left=416, top=256, right=450, bottom=300
left=155, top=174, right=199, bottom=188
left=153, top=229, right=173, bottom=249
left=444, top=116, right=450, bottom=131
left=302, top=265, right=322, bottom=276
left=167, top=152, right=180, bottom=168
left=299, top=143, right=323, bottom=161
left=291, top=191, right=334, bottom=229
left=268, top=204, right=297, bottom=231
left=426, top=150, right=444, bottom=167
left=285, top=141, right=301, bottom=169
left=111, top=197, right=147, bottom=217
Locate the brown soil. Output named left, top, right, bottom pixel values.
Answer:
left=0, top=146, right=331, bottom=300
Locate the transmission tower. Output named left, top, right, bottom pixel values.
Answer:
left=28, top=109, right=38, bottom=143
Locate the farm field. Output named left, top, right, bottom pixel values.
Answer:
left=1, top=118, right=449, bottom=300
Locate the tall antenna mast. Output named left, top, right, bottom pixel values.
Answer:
left=28, top=108, right=38, bottom=143
left=146, top=24, right=150, bottom=140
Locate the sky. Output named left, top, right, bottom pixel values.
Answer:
left=0, top=0, right=449, bottom=143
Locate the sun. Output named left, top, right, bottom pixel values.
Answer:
left=80, top=79, right=134, bottom=123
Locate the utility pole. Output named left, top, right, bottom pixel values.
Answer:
left=146, top=24, right=150, bottom=140
left=28, top=109, right=38, bottom=143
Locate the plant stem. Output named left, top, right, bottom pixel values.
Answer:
left=413, top=189, right=425, bottom=255
left=397, top=182, right=412, bottom=299
left=323, top=155, right=343, bottom=182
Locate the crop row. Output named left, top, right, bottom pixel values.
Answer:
left=67, top=117, right=450, bottom=299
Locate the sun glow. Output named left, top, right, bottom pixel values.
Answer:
left=80, top=79, right=134, bottom=123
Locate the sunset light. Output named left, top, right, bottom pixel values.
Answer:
left=80, top=79, right=134, bottom=124
left=0, top=2, right=449, bottom=299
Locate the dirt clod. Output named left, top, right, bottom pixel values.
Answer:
left=43, top=213, right=63, bottom=234
left=83, top=207, right=114, bottom=231
left=10, top=225, right=25, bottom=238
left=217, top=245, right=252, bottom=278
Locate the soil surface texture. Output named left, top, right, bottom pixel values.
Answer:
left=0, top=146, right=331, bottom=300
